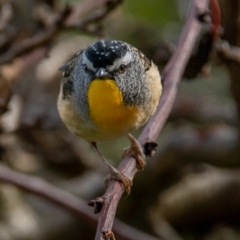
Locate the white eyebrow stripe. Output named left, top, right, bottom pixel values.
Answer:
left=108, top=51, right=132, bottom=71
left=82, top=52, right=96, bottom=71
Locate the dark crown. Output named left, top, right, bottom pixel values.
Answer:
left=85, top=40, right=128, bottom=68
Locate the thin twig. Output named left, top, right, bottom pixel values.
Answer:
left=94, top=0, right=211, bottom=239
left=0, top=164, right=159, bottom=240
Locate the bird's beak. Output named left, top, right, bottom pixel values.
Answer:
left=94, top=68, right=112, bottom=79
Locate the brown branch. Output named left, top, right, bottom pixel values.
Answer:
left=216, top=40, right=240, bottom=63
left=0, top=164, right=159, bottom=240
left=0, top=0, right=122, bottom=65
left=65, top=0, right=123, bottom=29
left=94, top=0, right=211, bottom=239
left=64, top=0, right=123, bottom=38
left=65, top=0, right=116, bottom=26
left=0, top=27, right=58, bottom=65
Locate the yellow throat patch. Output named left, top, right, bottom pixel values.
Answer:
left=87, top=79, right=138, bottom=139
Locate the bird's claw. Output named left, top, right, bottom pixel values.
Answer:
left=122, top=134, right=146, bottom=171
left=105, top=165, right=133, bottom=196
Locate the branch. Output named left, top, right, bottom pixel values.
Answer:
left=65, top=0, right=121, bottom=26
left=94, top=0, right=211, bottom=239
left=216, top=40, right=240, bottom=63
left=0, top=27, right=58, bottom=65
left=0, top=164, right=159, bottom=240
left=0, top=0, right=122, bottom=65
left=65, top=0, right=123, bottom=29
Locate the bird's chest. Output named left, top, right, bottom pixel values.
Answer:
left=87, top=79, right=139, bottom=139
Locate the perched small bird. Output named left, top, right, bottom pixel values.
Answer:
left=57, top=39, right=162, bottom=193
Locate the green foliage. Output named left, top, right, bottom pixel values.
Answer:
left=123, top=0, right=180, bottom=26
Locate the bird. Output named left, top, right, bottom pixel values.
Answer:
left=57, top=39, right=162, bottom=194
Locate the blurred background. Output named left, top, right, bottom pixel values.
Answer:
left=0, top=0, right=240, bottom=239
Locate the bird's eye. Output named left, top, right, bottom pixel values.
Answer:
left=118, top=64, right=126, bottom=74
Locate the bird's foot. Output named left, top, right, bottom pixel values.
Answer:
left=122, top=134, right=146, bottom=171
left=105, top=165, right=133, bottom=196
left=91, top=142, right=132, bottom=195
